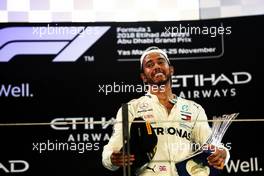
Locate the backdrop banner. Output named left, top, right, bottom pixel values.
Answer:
left=0, top=15, right=263, bottom=175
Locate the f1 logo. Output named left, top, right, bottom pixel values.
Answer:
left=0, top=25, right=110, bottom=62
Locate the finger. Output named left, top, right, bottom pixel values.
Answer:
left=212, top=161, right=225, bottom=170
left=111, top=153, right=131, bottom=160
left=208, top=153, right=221, bottom=163
left=112, top=153, right=135, bottom=158
left=117, top=159, right=134, bottom=166
left=112, top=157, right=131, bottom=162
left=112, top=160, right=129, bottom=166
left=209, top=158, right=224, bottom=168
left=111, top=156, right=135, bottom=166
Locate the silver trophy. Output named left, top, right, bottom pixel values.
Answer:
left=176, top=112, right=239, bottom=176
left=207, top=113, right=239, bottom=146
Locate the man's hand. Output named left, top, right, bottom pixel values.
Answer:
left=206, top=145, right=226, bottom=170
left=110, top=151, right=135, bottom=167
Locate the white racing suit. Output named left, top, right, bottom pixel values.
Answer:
left=102, top=93, right=230, bottom=176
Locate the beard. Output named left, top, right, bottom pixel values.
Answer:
left=145, top=72, right=171, bottom=86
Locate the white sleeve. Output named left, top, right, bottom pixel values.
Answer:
left=102, top=104, right=135, bottom=171
left=102, top=107, right=123, bottom=171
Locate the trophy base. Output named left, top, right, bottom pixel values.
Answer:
left=175, top=150, right=222, bottom=176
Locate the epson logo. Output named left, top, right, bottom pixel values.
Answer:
left=0, top=83, right=33, bottom=97
left=0, top=160, right=29, bottom=173
left=172, top=72, right=252, bottom=88
left=0, top=26, right=110, bottom=62
left=50, top=117, right=115, bottom=130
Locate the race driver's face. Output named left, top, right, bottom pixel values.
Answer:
left=141, top=52, right=173, bottom=85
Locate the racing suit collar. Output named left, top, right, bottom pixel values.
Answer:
left=145, top=92, right=178, bottom=105
left=145, top=92, right=160, bottom=104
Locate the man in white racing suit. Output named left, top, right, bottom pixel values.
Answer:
left=102, top=46, right=229, bottom=176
